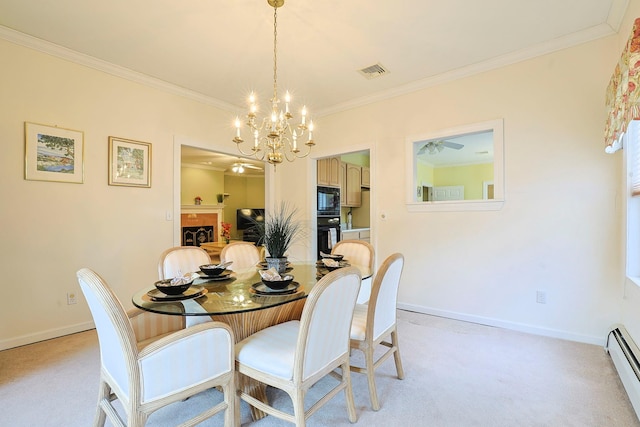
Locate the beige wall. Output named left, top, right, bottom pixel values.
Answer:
left=311, top=28, right=623, bottom=344
left=0, top=6, right=634, bottom=349
left=0, top=37, right=240, bottom=348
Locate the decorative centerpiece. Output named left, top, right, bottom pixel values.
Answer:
left=252, top=202, right=301, bottom=274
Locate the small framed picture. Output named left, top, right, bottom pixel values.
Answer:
left=108, top=136, right=152, bottom=188
left=25, top=122, right=84, bottom=183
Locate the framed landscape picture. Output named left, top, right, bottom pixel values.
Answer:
left=108, top=136, right=152, bottom=188
left=24, top=122, right=84, bottom=183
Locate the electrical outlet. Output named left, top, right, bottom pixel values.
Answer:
left=67, top=292, right=77, bottom=305
left=536, top=290, right=547, bottom=304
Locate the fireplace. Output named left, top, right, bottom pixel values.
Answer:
left=180, top=207, right=222, bottom=247
left=182, top=226, right=214, bottom=247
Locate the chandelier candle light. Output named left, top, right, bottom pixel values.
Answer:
left=232, top=0, right=315, bottom=169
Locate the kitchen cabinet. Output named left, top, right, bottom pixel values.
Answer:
left=342, top=163, right=362, bottom=207
left=340, top=162, right=346, bottom=204
left=361, top=166, right=370, bottom=188
left=317, top=157, right=340, bottom=187
left=341, top=228, right=370, bottom=243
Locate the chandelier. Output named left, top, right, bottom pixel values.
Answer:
left=232, top=0, right=315, bottom=168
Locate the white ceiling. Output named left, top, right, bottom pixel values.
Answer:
left=0, top=0, right=627, bottom=170
left=181, top=145, right=265, bottom=176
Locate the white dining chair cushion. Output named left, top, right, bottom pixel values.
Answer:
left=349, top=304, right=368, bottom=341
left=140, top=328, right=233, bottom=402
left=159, top=246, right=211, bottom=280
left=81, top=280, right=132, bottom=398
left=220, top=242, right=261, bottom=270
left=372, top=259, right=403, bottom=340
left=331, top=240, right=374, bottom=268
left=303, top=276, right=360, bottom=379
left=331, top=240, right=374, bottom=304
left=236, top=320, right=299, bottom=380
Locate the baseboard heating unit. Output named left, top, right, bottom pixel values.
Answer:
left=606, top=325, right=640, bottom=420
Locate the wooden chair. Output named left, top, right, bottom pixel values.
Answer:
left=220, top=241, right=261, bottom=270
left=76, top=268, right=237, bottom=427
left=349, top=253, right=405, bottom=411
left=235, top=267, right=362, bottom=426
left=331, top=239, right=375, bottom=303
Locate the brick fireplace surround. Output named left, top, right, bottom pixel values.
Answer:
left=180, top=205, right=224, bottom=247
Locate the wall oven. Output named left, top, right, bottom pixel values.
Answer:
left=317, top=186, right=341, bottom=217
left=317, top=216, right=340, bottom=260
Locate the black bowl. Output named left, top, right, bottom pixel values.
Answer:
left=200, top=264, right=226, bottom=277
left=154, top=279, right=191, bottom=295
left=321, top=253, right=344, bottom=261
left=262, top=275, right=294, bottom=290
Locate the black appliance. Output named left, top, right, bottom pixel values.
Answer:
left=237, top=208, right=265, bottom=243
left=317, top=216, right=340, bottom=260
left=317, top=186, right=341, bottom=217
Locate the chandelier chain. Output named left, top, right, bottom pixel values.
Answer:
left=272, top=5, right=278, bottom=101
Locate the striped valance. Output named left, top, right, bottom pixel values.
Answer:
left=605, top=18, right=640, bottom=153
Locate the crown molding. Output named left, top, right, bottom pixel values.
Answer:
left=1, top=0, right=627, bottom=120
left=0, top=25, right=238, bottom=113
left=317, top=21, right=620, bottom=117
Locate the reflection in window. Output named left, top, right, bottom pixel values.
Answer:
left=415, top=130, right=493, bottom=201
left=406, top=119, right=504, bottom=211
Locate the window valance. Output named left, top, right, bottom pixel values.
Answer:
left=605, top=18, right=640, bottom=153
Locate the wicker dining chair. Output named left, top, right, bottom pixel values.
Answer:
left=235, top=267, right=362, bottom=426
left=349, top=252, right=405, bottom=411
left=77, top=268, right=237, bottom=427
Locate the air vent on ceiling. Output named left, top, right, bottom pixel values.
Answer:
left=358, top=63, right=389, bottom=80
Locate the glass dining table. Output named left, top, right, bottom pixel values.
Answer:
left=132, top=261, right=372, bottom=421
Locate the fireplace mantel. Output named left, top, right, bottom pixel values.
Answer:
left=181, top=205, right=224, bottom=214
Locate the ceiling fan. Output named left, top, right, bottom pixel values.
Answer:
left=230, top=160, right=263, bottom=174
left=417, top=140, right=464, bottom=155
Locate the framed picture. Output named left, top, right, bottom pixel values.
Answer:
left=25, top=122, right=84, bottom=183
left=108, top=136, right=152, bottom=188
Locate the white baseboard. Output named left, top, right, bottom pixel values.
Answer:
left=0, top=321, right=95, bottom=351
left=398, top=302, right=605, bottom=346
left=2, top=305, right=605, bottom=350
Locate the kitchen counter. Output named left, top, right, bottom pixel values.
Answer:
left=341, top=227, right=371, bottom=243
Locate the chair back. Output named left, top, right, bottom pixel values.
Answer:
left=220, top=241, right=261, bottom=270
left=77, top=268, right=137, bottom=400
left=296, top=266, right=361, bottom=381
left=368, top=253, right=404, bottom=340
left=158, top=246, right=211, bottom=279
left=331, top=240, right=374, bottom=268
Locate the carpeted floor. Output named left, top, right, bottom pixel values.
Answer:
left=1, top=310, right=638, bottom=426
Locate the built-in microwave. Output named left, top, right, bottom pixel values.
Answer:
left=317, top=186, right=341, bottom=217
